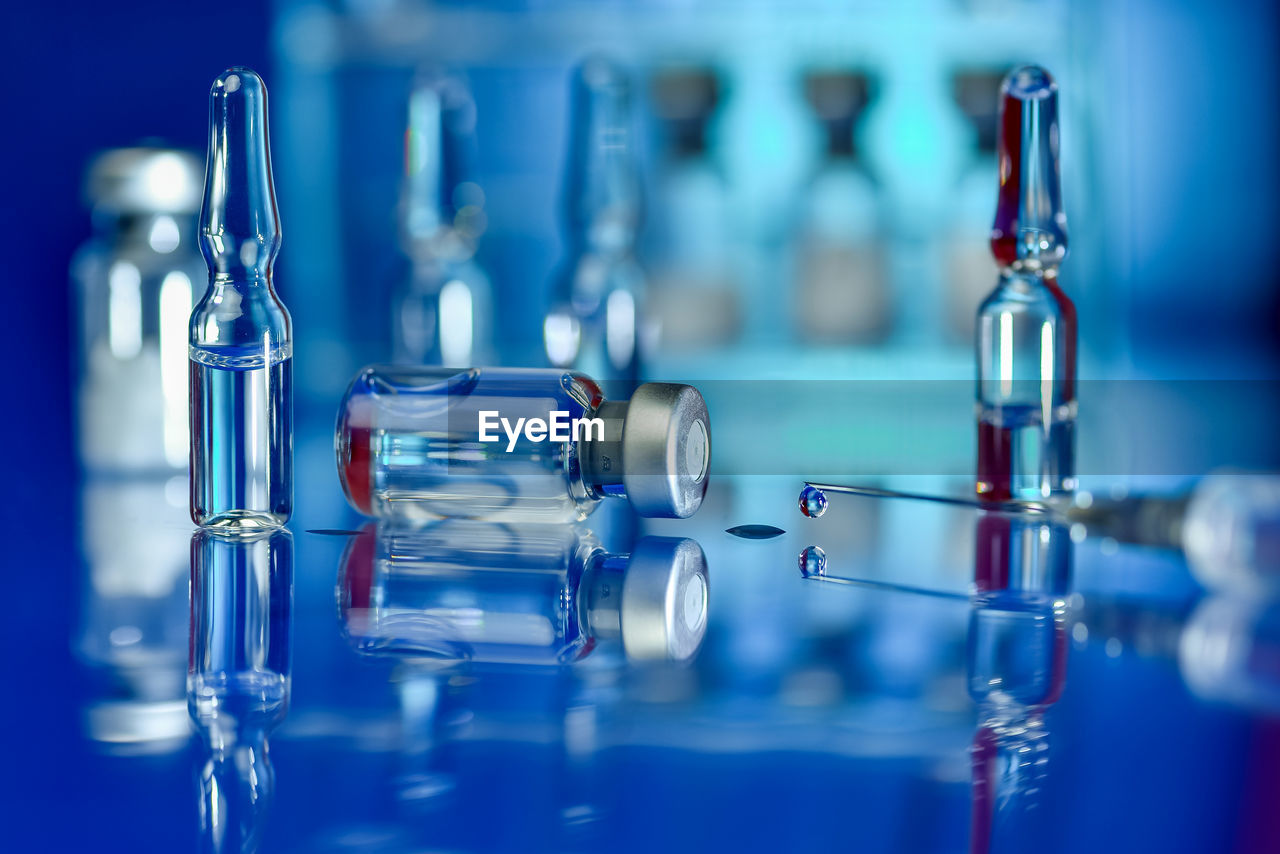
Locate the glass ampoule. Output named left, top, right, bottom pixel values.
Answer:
left=190, top=68, right=293, bottom=531
left=73, top=147, right=205, bottom=474
left=392, top=71, right=493, bottom=367
left=544, top=56, right=645, bottom=388
left=189, top=527, right=292, bottom=854
left=976, top=66, right=1076, bottom=502
left=335, top=366, right=710, bottom=523
left=339, top=521, right=708, bottom=666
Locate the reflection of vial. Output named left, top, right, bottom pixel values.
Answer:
left=190, top=68, right=294, bottom=531
left=392, top=71, right=493, bottom=367
left=72, top=147, right=204, bottom=473
left=975, top=67, right=1077, bottom=503
left=544, top=57, right=645, bottom=387
left=338, top=522, right=709, bottom=666
left=189, top=528, right=292, bottom=854
left=335, top=366, right=710, bottom=523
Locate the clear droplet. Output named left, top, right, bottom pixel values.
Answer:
left=798, top=545, right=827, bottom=578
left=799, top=485, right=828, bottom=518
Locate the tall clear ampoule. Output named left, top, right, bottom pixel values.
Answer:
left=976, top=66, right=1076, bottom=502
left=392, top=71, right=493, bottom=367
left=544, top=57, right=645, bottom=388
left=335, top=366, right=710, bottom=523
left=190, top=68, right=293, bottom=530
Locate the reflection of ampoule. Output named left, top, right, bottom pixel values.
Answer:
left=189, top=528, right=293, bottom=854
left=339, top=522, right=709, bottom=666
left=968, top=514, right=1071, bottom=854
left=392, top=72, right=493, bottom=367
left=544, top=57, right=645, bottom=388
left=975, top=67, right=1076, bottom=503
left=190, top=68, right=293, bottom=531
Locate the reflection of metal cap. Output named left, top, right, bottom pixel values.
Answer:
left=621, top=537, right=709, bottom=662
left=621, top=383, right=710, bottom=518
left=86, top=147, right=203, bottom=214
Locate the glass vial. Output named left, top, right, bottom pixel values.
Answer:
left=392, top=71, right=493, bottom=367
left=335, top=366, right=710, bottom=523
left=339, top=521, right=708, bottom=666
left=544, top=56, right=645, bottom=387
left=190, top=68, right=294, bottom=531
left=72, top=147, right=204, bottom=474
left=976, top=66, right=1077, bottom=502
left=189, top=528, right=292, bottom=854
left=792, top=71, right=889, bottom=344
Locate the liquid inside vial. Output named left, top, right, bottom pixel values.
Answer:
left=976, top=401, right=1076, bottom=502
left=190, top=344, right=293, bottom=530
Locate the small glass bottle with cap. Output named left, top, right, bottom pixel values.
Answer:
left=335, top=366, right=710, bottom=523
left=72, top=146, right=205, bottom=474
left=339, top=521, right=709, bottom=666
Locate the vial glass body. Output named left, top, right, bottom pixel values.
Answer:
left=976, top=270, right=1076, bottom=501
left=337, top=366, right=605, bottom=523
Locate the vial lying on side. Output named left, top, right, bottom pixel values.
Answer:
left=335, top=366, right=710, bottom=523
left=190, top=68, right=293, bottom=531
left=338, top=521, right=709, bottom=666
left=976, top=66, right=1076, bottom=502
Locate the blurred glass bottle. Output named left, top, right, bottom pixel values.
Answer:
left=792, top=71, right=889, bottom=345
left=189, top=528, right=293, bottom=854
left=544, top=57, right=646, bottom=388
left=945, top=71, right=1003, bottom=343
left=646, top=66, right=740, bottom=350
left=968, top=513, right=1070, bottom=854
left=335, top=365, right=710, bottom=523
left=77, top=479, right=192, bottom=754
left=339, top=521, right=708, bottom=667
left=72, top=147, right=204, bottom=474
left=976, top=66, right=1077, bottom=503
left=391, top=71, right=493, bottom=367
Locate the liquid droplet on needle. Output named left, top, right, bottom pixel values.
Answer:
left=798, top=545, right=827, bottom=578
left=799, top=485, right=828, bottom=518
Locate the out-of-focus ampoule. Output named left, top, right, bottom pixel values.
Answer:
left=339, top=522, right=709, bottom=666
left=976, top=66, right=1077, bottom=503
left=334, top=365, right=710, bottom=523
left=544, top=56, right=646, bottom=388
left=189, top=528, right=292, bottom=854
left=392, top=71, right=493, bottom=367
left=190, top=68, right=293, bottom=531
left=72, top=147, right=204, bottom=474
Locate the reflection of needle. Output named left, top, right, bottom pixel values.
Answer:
left=804, top=482, right=1052, bottom=515
left=802, top=572, right=970, bottom=601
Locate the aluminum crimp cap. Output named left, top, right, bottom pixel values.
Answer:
left=621, top=382, right=710, bottom=518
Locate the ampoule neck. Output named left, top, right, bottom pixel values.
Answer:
left=200, top=68, right=281, bottom=283
left=989, top=66, right=1067, bottom=271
